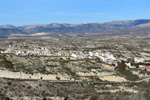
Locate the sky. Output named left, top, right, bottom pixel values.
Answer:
left=0, top=0, right=150, bottom=26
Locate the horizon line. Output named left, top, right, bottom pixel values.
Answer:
left=1, top=18, right=150, bottom=27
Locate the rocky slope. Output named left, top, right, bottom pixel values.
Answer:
left=0, top=78, right=150, bottom=100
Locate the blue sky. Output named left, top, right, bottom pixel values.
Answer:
left=0, top=0, right=150, bottom=26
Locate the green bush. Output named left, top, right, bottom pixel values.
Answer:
left=119, top=69, right=139, bottom=81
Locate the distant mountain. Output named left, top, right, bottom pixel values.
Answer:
left=0, top=28, right=25, bottom=36
left=0, top=19, right=150, bottom=37
left=0, top=24, right=16, bottom=29
left=17, top=19, right=150, bottom=34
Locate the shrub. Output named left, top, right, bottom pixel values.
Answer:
left=3, top=97, right=9, bottom=100
left=89, top=93, right=98, bottom=100
left=119, top=69, right=139, bottom=81
left=56, top=76, right=60, bottom=80
left=7, top=82, right=11, bottom=85
left=26, top=86, right=31, bottom=89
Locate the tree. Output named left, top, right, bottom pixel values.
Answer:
left=117, top=61, right=126, bottom=70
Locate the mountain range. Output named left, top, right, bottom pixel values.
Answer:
left=0, top=19, right=150, bottom=37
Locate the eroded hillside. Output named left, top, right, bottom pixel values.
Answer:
left=0, top=54, right=127, bottom=82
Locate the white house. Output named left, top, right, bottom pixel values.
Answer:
left=125, top=62, right=131, bottom=67
left=134, top=57, right=144, bottom=63
left=71, top=53, right=77, bottom=58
